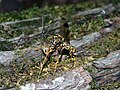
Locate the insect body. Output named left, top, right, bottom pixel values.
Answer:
left=40, top=34, right=76, bottom=72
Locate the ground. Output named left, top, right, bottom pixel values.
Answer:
left=0, top=1, right=120, bottom=89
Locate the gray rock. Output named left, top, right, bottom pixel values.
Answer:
left=92, top=50, right=120, bottom=85
left=99, top=27, right=115, bottom=35
left=100, top=17, right=120, bottom=35
left=0, top=47, right=43, bottom=66
left=20, top=67, right=92, bottom=90
left=0, top=51, right=15, bottom=66
left=93, top=50, right=120, bottom=69
left=82, top=32, right=101, bottom=44
left=71, top=32, right=101, bottom=49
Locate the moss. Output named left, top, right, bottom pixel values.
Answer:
left=0, top=1, right=119, bottom=89
left=0, top=41, right=16, bottom=51
left=85, top=30, right=120, bottom=58
left=90, top=81, right=120, bottom=90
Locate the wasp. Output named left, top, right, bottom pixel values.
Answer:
left=40, top=34, right=76, bottom=72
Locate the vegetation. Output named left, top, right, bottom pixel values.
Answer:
left=0, top=1, right=120, bottom=89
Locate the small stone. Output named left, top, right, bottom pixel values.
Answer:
left=0, top=51, right=15, bottom=66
